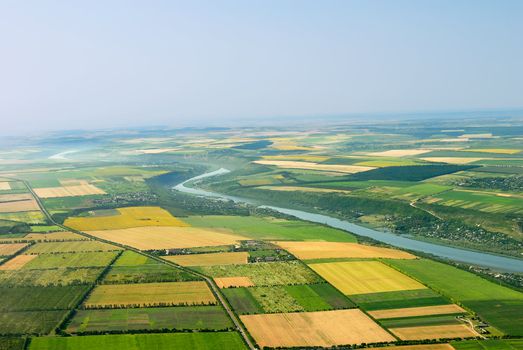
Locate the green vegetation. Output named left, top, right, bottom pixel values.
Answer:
left=185, top=215, right=356, bottom=242
left=386, top=259, right=523, bottom=335
left=23, top=252, right=118, bottom=269
left=0, top=337, right=25, bottom=350
left=348, top=164, right=477, bottom=181
left=350, top=289, right=450, bottom=310
left=0, top=268, right=103, bottom=286
left=25, top=241, right=120, bottom=254
left=28, top=332, right=247, bottom=350
left=222, top=288, right=264, bottom=315
left=0, top=286, right=89, bottom=311
left=286, top=283, right=355, bottom=310
left=379, top=314, right=461, bottom=328
left=67, top=306, right=233, bottom=333
left=451, top=339, right=523, bottom=349
left=0, top=310, right=67, bottom=335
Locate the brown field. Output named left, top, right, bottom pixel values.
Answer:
left=0, top=254, right=37, bottom=270
left=390, top=324, right=479, bottom=340
left=371, top=345, right=454, bottom=350
left=0, top=182, right=11, bottom=190
left=0, top=198, right=39, bottom=213
left=420, top=157, right=486, bottom=164
left=84, top=281, right=216, bottom=308
left=0, top=243, right=29, bottom=256
left=309, top=261, right=426, bottom=295
left=259, top=186, right=351, bottom=194
left=240, top=309, right=395, bottom=348
left=275, top=241, right=416, bottom=260
left=0, top=193, right=33, bottom=202
left=367, top=149, right=432, bottom=157
left=253, top=160, right=375, bottom=174
left=369, top=304, right=466, bottom=319
left=214, top=276, right=254, bottom=288
left=87, top=226, right=246, bottom=250
left=34, top=184, right=106, bottom=198
left=164, top=252, right=249, bottom=266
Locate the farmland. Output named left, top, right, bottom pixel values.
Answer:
left=452, top=339, right=523, bottom=349
left=0, top=267, right=103, bottom=286
left=369, top=304, right=465, bottom=319
left=22, top=251, right=119, bottom=269
left=25, top=241, right=120, bottom=254
left=351, top=289, right=451, bottom=310
left=0, top=243, right=28, bottom=256
left=163, top=252, right=249, bottom=266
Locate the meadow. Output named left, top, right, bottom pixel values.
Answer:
left=0, top=267, right=103, bottom=286
left=23, top=251, right=118, bottom=269
left=0, top=285, right=89, bottom=311
left=0, top=310, right=68, bottom=335
left=163, top=251, right=249, bottom=266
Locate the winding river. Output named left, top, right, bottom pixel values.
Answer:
left=174, top=168, right=523, bottom=273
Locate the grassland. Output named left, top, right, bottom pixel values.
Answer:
left=28, top=332, right=247, bottom=350
left=0, top=310, right=68, bottom=335
left=65, top=206, right=188, bottom=230
left=275, top=241, right=415, bottom=260
left=0, top=285, right=89, bottom=311
left=67, top=306, right=232, bottom=333
left=426, top=189, right=523, bottom=214
left=387, top=259, right=523, bottom=335
left=0, top=267, right=103, bottom=286
left=25, top=241, right=120, bottom=254
left=197, top=261, right=322, bottom=286
left=240, top=309, right=395, bottom=348
left=84, top=281, right=216, bottom=308
left=309, top=260, right=426, bottom=295
left=87, top=226, right=246, bottom=250
left=184, top=215, right=356, bottom=242
left=164, top=252, right=249, bottom=266
left=23, top=252, right=118, bottom=269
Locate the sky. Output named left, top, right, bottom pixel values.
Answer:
left=0, top=0, right=522, bottom=135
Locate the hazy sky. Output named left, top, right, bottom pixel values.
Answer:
left=1, top=0, right=522, bottom=135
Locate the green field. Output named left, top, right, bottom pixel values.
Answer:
left=379, top=314, right=461, bottom=328
left=0, top=267, right=103, bottom=286
left=25, top=241, right=120, bottom=254
left=392, top=183, right=451, bottom=200
left=0, top=310, right=67, bottom=335
left=284, top=283, right=354, bottom=310
left=29, top=332, right=247, bottom=350
left=196, top=261, right=322, bottom=286
left=23, top=251, right=118, bottom=269
left=387, top=259, right=523, bottom=335
left=184, top=215, right=356, bottom=242
left=427, top=189, right=523, bottom=214
left=67, top=306, right=232, bottom=333
left=0, top=286, right=89, bottom=311
left=350, top=289, right=450, bottom=310
left=0, top=336, right=26, bottom=350
left=451, top=339, right=523, bottom=349
left=222, top=288, right=264, bottom=314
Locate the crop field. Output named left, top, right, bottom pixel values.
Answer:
left=0, top=198, right=39, bottom=213
left=309, top=261, right=426, bottom=295
left=369, top=304, right=465, bottom=319
left=222, top=287, right=264, bottom=314
left=0, top=181, right=11, bottom=190
left=452, top=339, right=523, bottom=349
left=372, top=345, right=454, bottom=350
left=214, top=276, right=254, bottom=288
left=23, top=251, right=118, bottom=269
left=425, top=189, right=523, bottom=214
left=389, top=324, right=478, bottom=340
left=87, top=226, right=246, bottom=250
left=0, top=211, right=45, bottom=224
left=379, top=314, right=462, bottom=328
left=0, top=285, right=89, bottom=311
left=254, top=159, right=375, bottom=173
left=0, top=193, right=34, bottom=202
left=0, top=254, right=37, bottom=270
left=164, top=252, right=249, bottom=266
left=0, top=267, right=103, bottom=286
left=351, top=289, right=451, bottom=310
left=366, top=149, right=433, bottom=157
left=0, top=243, right=28, bottom=256
left=392, top=183, right=451, bottom=200
left=275, top=241, right=416, bottom=260
left=67, top=306, right=232, bottom=333
left=0, top=310, right=68, bottom=335
left=258, top=185, right=351, bottom=193
left=387, top=259, right=523, bottom=335
left=348, top=164, right=474, bottom=181
left=84, top=281, right=216, bottom=308
left=197, top=261, right=322, bottom=286
left=421, top=157, right=486, bottom=164
left=240, top=309, right=395, bottom=348
left=25, top=241, right=120, bottom=254
left=184, top=215, right=357, bottom=242
left=33, top=184, right=106, bottom=198
left=29, top=332, right=247, bottom=350
left=65, top=206, right=188, bottom=231
left=0, top=231, right=87, bottom=243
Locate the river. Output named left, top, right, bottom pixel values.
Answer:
left=174, top=168, right=523, bottom=273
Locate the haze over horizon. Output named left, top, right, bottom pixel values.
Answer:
left=1, top=0, right=522, bottom=136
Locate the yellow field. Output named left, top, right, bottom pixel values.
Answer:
left=390, top=324, right=478, bottom=340
left=466, top=148, right=521, bottom=154
left=259, top=186, right=351, bottom=194
left=261, top=154, right=330, bottom=162
left=164, top=252, right=249, bottom=266
left=371, top=345, right=454, bottom=350
left=34, top=184, right=106, bottom=198
left=369, top=304, right=465, bottom=319
left=65, top=206, right=188, bottom=231
left=240, top=309, right=395, bottom=348
left=0, top=211, right=45, bottom=224
left=0, top=254, right=37, bottom=270
left=253, top=160, right=375, bottom=174
left=421, top=157, right=486, bottom=164
left=135, top=148, right=179, bottom=154
left=0, top=193, right=33, bottom=202
left=0, top=182, right=11, bottom=190
left=214, top=276, right=254, bottom=288
left=0, top=243, right=28, bottom=255
left=309, top=261, right=426, bottom=295
left=275, top=241, right=416, bottom=260
left=87, top=226, right=246, bottom=250
left=84, top=281, right=216, bottom=308
left=367, top=149, right=432, bottom=157
left=0, top=198, right=39, bottom=213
